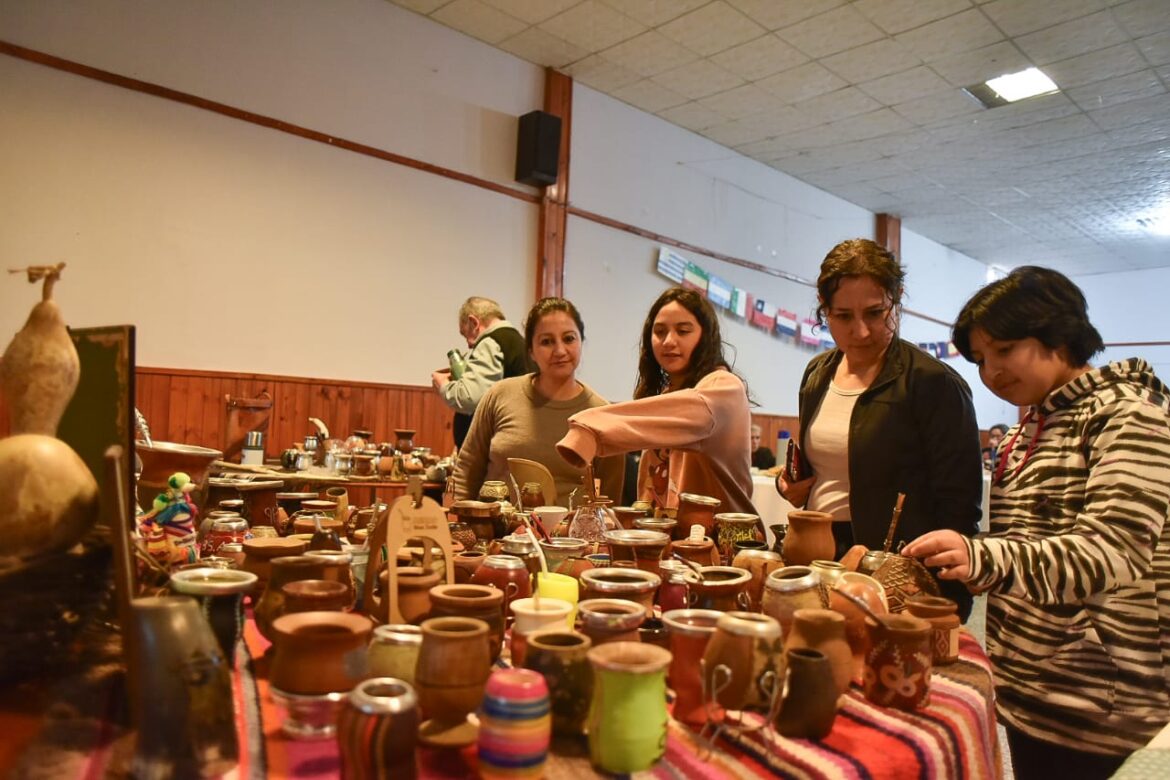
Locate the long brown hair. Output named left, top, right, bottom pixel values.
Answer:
left=634, top=287, right=732, bottom=398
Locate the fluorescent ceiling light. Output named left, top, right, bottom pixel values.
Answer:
left=962, top=67, right=1059, bottom=109
left=986, top=68, right=1059, bottom=102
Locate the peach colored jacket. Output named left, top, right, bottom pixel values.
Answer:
left=556, top=369, right=756, bottom=516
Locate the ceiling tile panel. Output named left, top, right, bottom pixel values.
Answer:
left=1044, top=43, right=1148, bottom=88
left=1015, top=11, right=1130, bottom=64
left=927, top=40, right=1034, bottom=86
left=539, top=0, right=646, bottom=51
left=601, top=30, right=700, bottom=77
left=894, top=9, right=1004, bottom=62
left=651, top=59, right=745, bottom=99
left=776, top=5, right=886, bottom=59
left=853, top=0, right=974, bottom=35
left=562, top=53, right=642, bottom=91
left=979, top=0, right=1106, bottom=37
left=1112, top=0, right=1170, bottom=37
left=756, top=61, right=847, bottom=103
left=658, top=1, right=768, bottom=57
left=431, top=0, right=528, bottom=44
left=1067, top=68, right=1166, bottom=110
left=893, top=88, right=983, bottom=124
left=599, top=0, right=708, bottom=27
left=611, top=78, right=690, bottom=112
left=725, top=0, right=847, bottom=32
left=697, top=83, right=787, bottom=121
left=858, top=65, right=952, bottom=104
left=1136, top=30, right=1170, bottom=66
left=499, top=27, right=590, bottom=66
left=794, top=87, right=883, bottom=123
left=482, top=0, right=580, bottom=24
left=821, top=38, right=924, bottom=83
left=656, top=100, right=725, bottom=131
left=702, top=118, right=773, bottom=147
left=827, top=107, right=916, bottom=141
left=392, top=0, right=449, bottom=13
left=709, top=34, right=810, bottom=81
left=1087, top=91, right=1170, bottom=128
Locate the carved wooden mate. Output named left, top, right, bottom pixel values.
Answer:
left=364, top=477, right=454, bottom=624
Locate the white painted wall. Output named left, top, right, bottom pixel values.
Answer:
left=1074, top=268, right=1170, bottom=380
left=1, top=0, right=1024, bottom=427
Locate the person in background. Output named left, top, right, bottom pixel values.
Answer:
left=982, top=422, right=1009, bottom=470
left=750, top=423, right=776, bottom=469
left=556, top=286, right=756, bottom=519
left=452, top=297, right=623, bottom=505
left=777, top=238, right=982, bottom=619
left=904, top=266, right=1170, bottom=779
left=432, top=296, right=530, bottom=449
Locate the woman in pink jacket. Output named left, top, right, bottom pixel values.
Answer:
left=556, top=287, right=755, bottom=518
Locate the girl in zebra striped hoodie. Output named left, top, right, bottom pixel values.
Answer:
left=904, top=266, right=1170, bottom=779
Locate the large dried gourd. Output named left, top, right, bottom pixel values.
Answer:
left=0, top=264, right=97, bottom=563
left=0, top=263, right=80, bottom=436
left=0, top=434, right=100, bottom=563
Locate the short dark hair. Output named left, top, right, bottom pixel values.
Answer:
left=952, top=266, right=1103, bottom=365
left=523, top=297, right=585, bottom=354
left=815, top=238, right=905, bottom=327
left=989, top=423, right=1009, bottom=436
left=634, top=287, right=729, bottom=398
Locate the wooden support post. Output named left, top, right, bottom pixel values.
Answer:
left=537, top=68, right=572, bottom=299
left=875, top=213, right=901, bottom=258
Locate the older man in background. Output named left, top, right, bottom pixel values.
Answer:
left=750, top=423, right=776, bottom=470
left=432, top=296, right=530, bottom=449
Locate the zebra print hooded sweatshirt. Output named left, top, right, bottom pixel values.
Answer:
left=963, top=358, right=1170, bottom=754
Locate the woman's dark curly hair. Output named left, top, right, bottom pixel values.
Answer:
left=952, top=266, right=1103, bottom=365
left=815, top=238, right=905, bottom=331
left=634, top=287, right=733, bottom=398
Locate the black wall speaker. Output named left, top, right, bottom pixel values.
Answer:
left=515, top=110, right=561, bottom=186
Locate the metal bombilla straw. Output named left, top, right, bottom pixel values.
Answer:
left=882, top=492, right=907, bottom=554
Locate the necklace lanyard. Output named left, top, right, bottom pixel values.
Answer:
left=993, top=410, right=1046, bottom=486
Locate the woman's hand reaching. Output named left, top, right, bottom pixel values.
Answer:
left=902, top=530, right=971, bottom=581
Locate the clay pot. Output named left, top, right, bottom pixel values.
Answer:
left=469, top=555, right=532, bottom=619
left=522, top=630, right=593, bottom=736
left=688, top=566, right=752, bottom=612
left=671, top=536, right=721, bottom=568
left=241, top=537, right=307, bottom=594
left=775, top=648, right=838, bottom=739
left=269, top=611, right=373, bottom=695
left=586, top=642, right=672, bottom=774
left=633, top=516, right=678, bottom=539
left=539, top=537, right=590, bottom=576
left=830, top=572, right=890, bottom=682
left=281, top=579, right=350, bottom=614
left=782, top=510, right=836, bottom=566
left=337, top=678, right=419, bottom=779
left=603, top=529, right=670, bottom=573
left=768, top=524, right=787, bottom=556
left=810, top=558, right=847, bottom=601
left=414, top=616, right=492, bottom=747
left=477, top=669, right=551, bottom=778
left=167, top=568, right=257, bottom=666
left=394, top=429, right=416, bottom=454
left=676, top=493, right=721, bottom=538
left=303, top=549, right=355, bottom=609
left=872, top=554, right=941, bottom=613
left=730, top=549, right=784, bottom=611
left=254, top=555, right=327, bottom=641
left=610, top=506, right=646, bottom=530
left=127, top=596, right=238, bottom=778
left=377, top=566, right=441, bottom=625
left=428, top=584, right=506, bottom=662
left=509, top=597, right=573, bottom=667
left=577, top=598, right=645, bottom=646
left=579, top=568, right=660, bottom=618
left=785, top=608, right=852, bottom=699
left=701, top=611, right=784, bottom=712
left=840, top=544, right=868, bottom=572
left=863, top=613, right=932, bottom=710
left=366, top=624, right=422, bottom=685
left=453, top=550, right=488, bottom=583
left=906, top=595, right=961, bottom=665
left=713, top=512, right=761, bottom=564
left=761, top=565, right=828, bottom=638
left=661, top=609, right=723, bottom=727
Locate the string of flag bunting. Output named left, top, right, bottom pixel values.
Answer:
left=655, top=247, right=962, bottom=360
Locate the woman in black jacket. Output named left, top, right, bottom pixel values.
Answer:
left=777, top=238, right=983, bottom=618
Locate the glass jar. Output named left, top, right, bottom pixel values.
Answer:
left=568, top=497, right=618, bottom=552
left=519, top=482, right=546, bottom=511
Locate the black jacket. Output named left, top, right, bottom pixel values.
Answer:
left=798, top=339, right=983, bottom=617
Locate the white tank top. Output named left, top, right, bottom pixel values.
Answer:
left=805, top=381, right=863, bottom=521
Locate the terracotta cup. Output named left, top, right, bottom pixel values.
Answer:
left=576, top=598, right=645, bottom=646
left=863, top=613, right=932, bottom=710
left=281, top=579, right=350, bottom=614
left=428, top=584, right=506, bottom=662
left=782, top=510, right=836, bottom=566
left=661, top=608, right=723, bottom=727
left=701, top=611, right=784, bottom=712
left=414, top=616, right=493, bottom=748
left=269, top=611, right=373, bottom=696
left=731, top=548, right=784, bottom=611
left=774, top=647, right=838, bottom=739
left=579, top=568, right=660, bottom=618
left=523, top=630, right=594, bottom=736
left=786, top=608, right=853, bottom=699
left=688, top=566, right=752, bottom=612
left=761, top=565, right=827, bottom=638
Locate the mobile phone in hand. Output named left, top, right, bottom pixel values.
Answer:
left=785, top=439, right=808, bottom=482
